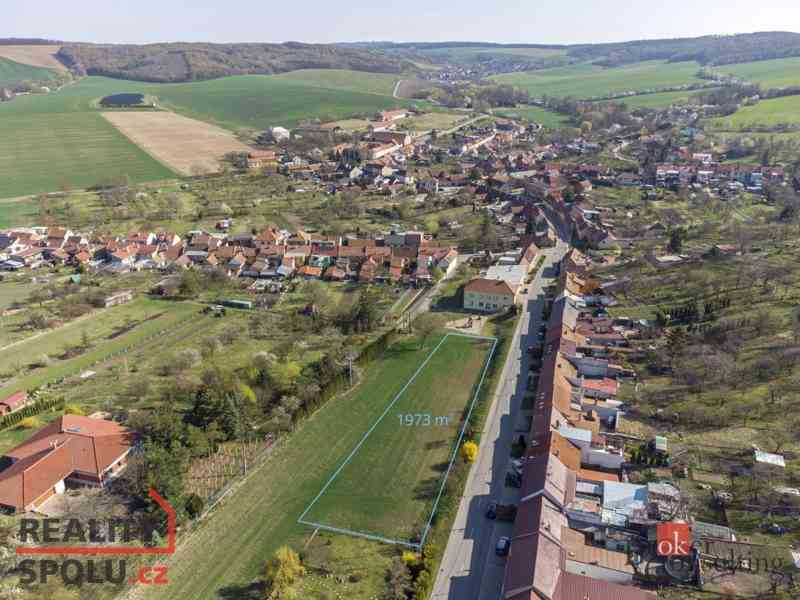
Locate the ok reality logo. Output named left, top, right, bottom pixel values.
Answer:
left=656, top=522, right=691, bottom=557
left=12, top=489, right=176, bottom=587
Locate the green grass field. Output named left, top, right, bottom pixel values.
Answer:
left=0, top=112, right=176, bottom=198
left=0, top=77, right=176, bottom=198
left=492, top=60, right=702, bottom=99
left=707, top=95, right=800, bottom=130
left=0, top=297, right=199, bottom=399
left=137, top=332, right=493, bottom=600
left=151, top=74, right=408, bottom=130
left=715, top=57, right=800, bottom=89
left=615, top=89, right=714, bottom=109
left=0, top=57, right=54, bottom=84
left=301, top=333, right=494, bottom=544
left=270, top=68, right=401, bottom=95
left=493, top=104, right=571, bottom=127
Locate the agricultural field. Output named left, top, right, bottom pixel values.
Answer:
left=492, top=60, right=703, bottom=99
left=614, top=89, right=711, bottom=109
left=300, top=333, right=495, bottom=545
left=0, top=70, right=414, bottom=198
left=714, top=57, right=800, bottom=89
left=150, top=74, right=410, bottom=131
left=101, top=111, right=252, bottom=175
left=0, top=45, right=66, bottom=71
left=0, top=56, right=55, bottom=84
left=493, top=104, right=571, bottom=127
left=270, top=68, right=402, bottom=96
left=0, top=112, right=176, bottom=198
left=400, top=111, right=466, bottom=133
left=0, top=77, right=177, bottom=199
left=706, top=95, right=800, bottom=130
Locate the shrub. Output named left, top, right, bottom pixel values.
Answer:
left=461, top=440, right=479, bottom=463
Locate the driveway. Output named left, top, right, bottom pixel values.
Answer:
left=430, top=240, right=568, bottom=600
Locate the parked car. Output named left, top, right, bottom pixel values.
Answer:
left=486, top=501, right=498, bottom=519
left=496, top=536, right=511, bottom=556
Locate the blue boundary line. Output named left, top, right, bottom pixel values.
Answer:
left=297, top=332, right=498, bottom=548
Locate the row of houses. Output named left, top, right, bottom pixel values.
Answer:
left=0, top=225, right=459, bottom=287
left=501, top=249, right=665, bottom=600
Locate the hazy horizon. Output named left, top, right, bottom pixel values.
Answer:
left=6, top=0, right=800, bottom=46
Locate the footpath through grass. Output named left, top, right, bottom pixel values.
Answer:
left=300, top=333, right=495, bottom=545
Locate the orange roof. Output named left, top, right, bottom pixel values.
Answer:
left=0, top=415, right=135, bottom=510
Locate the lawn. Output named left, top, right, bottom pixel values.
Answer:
left=714, top=57, right=800, bottom=89
left=493, top=104, right=571, bottom=127
left=138, top=331, right=495, bottom=600
left=492, top=60, right=703, bottom=99
left=300, top=333, right=495, bottom=545
left=0, top=297, right=199, bottom=399
left=707, top=95, right=800, bottom=130
left=0, top=56, right=54, bottom=84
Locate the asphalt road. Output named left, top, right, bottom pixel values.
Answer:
left=431, top=238, right=568, bottom=600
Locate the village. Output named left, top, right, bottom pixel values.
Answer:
left=1, top=71, right=800, bottom=600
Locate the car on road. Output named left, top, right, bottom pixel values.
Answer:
left=496, top=536, right=511, bottom=556
left=486, top=501, right=498, bottom=519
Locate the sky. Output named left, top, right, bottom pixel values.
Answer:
left=6, top=0, right=800, bottom=45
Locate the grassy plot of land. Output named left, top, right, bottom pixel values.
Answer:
left=492, top=60, right=702, bottom=99
left=0, top=57, right=54, bottom=84
left=300, top=333, right=495, bottom=544
left=0, top=297, right=199, bottom=399
left=707, top=95, right=800, bottom=130
left=493, top=104, right=570, bottom=127
left=138, top=333, right=493, bottom=600
left=614, top=89, right=714, bottom=109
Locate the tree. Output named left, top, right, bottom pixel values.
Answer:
left=461, top=440, right=479, bottom=463
left=414, top=313, right=444, bottom=349
left=383, top=558, right=412, bottom=600
left=668, top=228, right=684, bottom=254
left=178, top=270, right=201, bottom=297
left=264, top=546, right=305, bottom=599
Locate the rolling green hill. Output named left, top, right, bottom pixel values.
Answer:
left=0, top=56, right=54, bottom=85
left=150, top=75, right=408, bottom=130
left=491, top=60, right=704, bottom=99
left=714, top=57, right=800, bottom=89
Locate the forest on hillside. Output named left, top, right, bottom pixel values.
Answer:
left=56, top=42, right=415, bottom=83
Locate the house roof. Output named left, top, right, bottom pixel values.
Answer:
left=465, top=278, right=516, bottom=297
left=0, top=415, right=135, bottom=510
left=0, top=391, right=27, bottom=410
left=554, top=572, right=656, bottom=600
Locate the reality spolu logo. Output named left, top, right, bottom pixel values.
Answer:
left=10, top=489, right=175, bottom=588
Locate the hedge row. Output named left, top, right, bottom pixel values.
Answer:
left=0, top=396, right=65, bottom=431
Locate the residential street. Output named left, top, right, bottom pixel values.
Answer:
left=431, top=237, right=568, bottom=600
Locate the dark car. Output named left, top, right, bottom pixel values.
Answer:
left=496, top=536, right=511, bottom=557
left=486, top=501, right=498, bottom=519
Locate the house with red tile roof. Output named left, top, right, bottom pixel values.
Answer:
left=463, top=278, right=518, bottom=312
left=0, top=392, right=27, bottom=416
left=0, top=415, right=135, bottom=513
